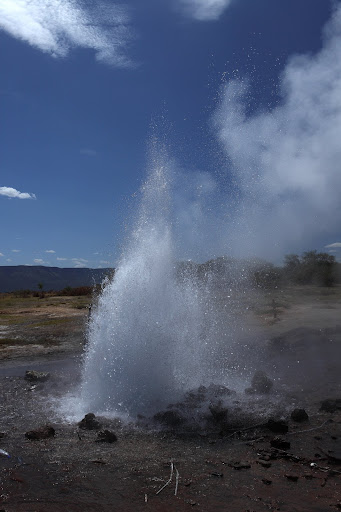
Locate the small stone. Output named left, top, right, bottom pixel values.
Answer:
left=285, top=474, right=299, bottom=482
left=262, top=478, right=272, bottom=485
left=291, top=408, right=309, bottom=422
left=266, top=419, right=289, bottom=434
left=153, top=410, right=185, bottom=428
left=270, top=437, right=290, bottom=450
left=25, top=370, right=50, bottom=382
left=258, top=460, right=271, bottom=468
left=186, top=500, right=197, bottom=506
left=245, top=371, right=273, bottom=394
left=25, top=425, right=55, bottom=440
left=95, top=430, right=117, bottom=443
left=232, top=461, right=251, bottom=470
left=78, top=413, right=102, bottom=430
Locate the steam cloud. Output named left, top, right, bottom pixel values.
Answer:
left=211, top=4, right=341, bottom=258
left=177, top=0, right=233, bottom=20
left=0, top=0, right=132, bottom=66
left=0, top=186, right=36, bottom=200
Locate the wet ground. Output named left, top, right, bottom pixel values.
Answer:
left=0, top=289, right=340, bottom=511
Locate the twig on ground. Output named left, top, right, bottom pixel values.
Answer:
left=174, top=467, right=179, bottom=496
left=287, top=419, right=330, bottom=436
left=156, top=461, right=174, bottom=495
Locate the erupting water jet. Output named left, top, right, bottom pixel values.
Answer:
left=80, top=146, right=238, bottom=418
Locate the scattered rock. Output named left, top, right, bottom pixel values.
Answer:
left=232, top=461, right=251, bottom=470
left=25, top=425, right=55, bottom=440
left=153, top=410, right=185, bottom=428
left=185, top=500, right=197, bottom=506
left=291, top=408, right=309, bottom=422
left=25, top=370, right=50, bottom=382
left=211, top=472, right=224, bottom=477
left=320, top=399, right=341, bottom=413
left=262, top=478, right=272, bottom=485
left=245, top=371, right=273, bottom=394
left=258, top=460, right=272, bottom=468
left=285, top=474, right=299, bottom=482
left=270, top=437, right=290, bottom=450
left=207, top=383, right=235, bottom=398
left=95, top=430, right=117, bottom=443
left=209, top=403, right=228, bottom=423
left=78, top=413, right=102, bottom=430
left=266, top=419, right=289, bottom=434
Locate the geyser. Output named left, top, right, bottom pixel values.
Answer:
left=80, top=147, right=238, bottom=418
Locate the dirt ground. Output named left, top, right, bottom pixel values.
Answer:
left=0, top=287, right=340, bottom=511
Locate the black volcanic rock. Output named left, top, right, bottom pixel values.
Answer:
left=291, top=408, right=309, bottom=422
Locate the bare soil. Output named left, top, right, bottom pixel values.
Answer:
left=0, top=288, right=340, bottom=511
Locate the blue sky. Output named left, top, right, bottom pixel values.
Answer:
left=1, top=0, right=340, bottom=268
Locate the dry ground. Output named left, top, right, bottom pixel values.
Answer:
left=0, top=287, right=340, bottom=511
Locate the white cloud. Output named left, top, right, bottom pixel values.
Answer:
left=177, top=0, right=233, bottom=20
left=6, top=258, right=12, bottom=262
left=80, top=148, right=97, bottom=156
left=99, top=260, right=110, bottom=265
left=0, top=253, right=4, bottom=257
left=45, top=249, right=55, bottom=253
left=0, top=0, right=133, bottom=67
left=72, top=257, right=88, bottom=268
left=0, top=186, right=36, bottom=199
left=57, top=257, right=67, bottom=261
left=11, top=249, right=21, bottom=253
left=325, top=242, right=341, bottom=248
left=212, top=4, right=341, bottom=258
left=34, top=258, right=45, bottom=264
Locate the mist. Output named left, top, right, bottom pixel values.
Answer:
left=208, top=3, right=341, bottom=261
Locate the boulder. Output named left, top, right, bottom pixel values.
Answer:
left=291, top=408, right=309, bottom=422
left=153, top=410, right=185, bottom=428
left=245, top=371, right=273, bottom=394
left=78, top=413, right=102, bottom=430
left=95, top=430, right=117, bottom=443
left=266, top=419, right=289, bottom=434
left=25, top=370, right=50, bottom=382
left=209, top=403, right=228, bottom=423
left=25, top=425, right=55, bottom=440
left=270, top=437, right=290, bottom=450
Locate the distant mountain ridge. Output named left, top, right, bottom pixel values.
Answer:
left=0, top=266, right=114, bottom=292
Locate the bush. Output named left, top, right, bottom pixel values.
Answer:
left=283, top=250, right=336, bottom=286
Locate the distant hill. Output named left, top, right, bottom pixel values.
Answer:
left=0, top=266, right=114, bottom=292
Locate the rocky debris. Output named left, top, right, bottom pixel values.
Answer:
left=95, top=430, right=117, bottom=443
left=153, top=410, right=186, bottom=428
left=320, top=399, right=341, bottom=413
left=262, top=478, right=272, bottom=485
left=285, top=474, right=299, bottom=482
left=78, top=413, right=102, bottom=430
left=24, top=370, right=50, bottom=382
left=208, top=403, right=228, bottom=423
left=266, top=418, right=289, bottom=433
left=258, top=460, right=272, bottom=468
left=245, top=371, right=273, bottom=394
left=270, top=437, right=290, bottom=450
left=25, top=425, right=55, bottom=440
left=231, top=461, right=251, bottom=470
left=291, top=408, right=309, bottom=422
left=207, top=383, right=235, bottom=398
left=0, top=432, right=6, bottom=439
